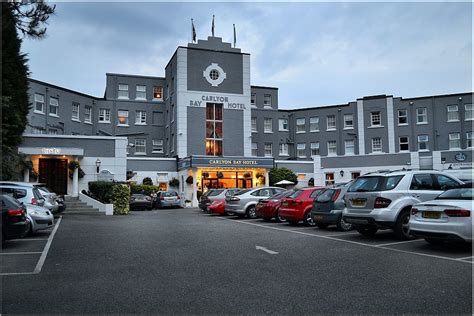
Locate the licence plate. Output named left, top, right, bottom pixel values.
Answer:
left=314, top=215, right=323, bottom=220
left=422, top=211, right=441, bottom=219
left=282, top=202, right=288, bottom=206
left=351, top=199, right=366, bottom=207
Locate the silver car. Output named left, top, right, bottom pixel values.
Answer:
left=225, top=187, right=286, bottom=218
left=26, top=204, right=54, bottom=234
left=343, top=170, right=462, bottom=240
left=36, top=187, right=59, bottom=213
left=199, top=188, right=241, bottom=212
left=0, top=183, right=45, bottom=207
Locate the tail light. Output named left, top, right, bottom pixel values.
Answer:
left=374, top=197, right=391, bottom=208
left=444, top=209, right=470, bottom=217
left=332, top=189, right=341, bottom=202
left=31, top=198, right=38, bottom=205
left=160, top=196, right=165, bottom=200
left=176, top=195, right=180, bottom=199
left=411, top=208, right=419, bottom=215
left=8, top=209, right=24, bottom=216
left=230, top=196, right=240, bottom=201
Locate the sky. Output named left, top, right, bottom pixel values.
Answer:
left=21, top=1, right=472, bottom=109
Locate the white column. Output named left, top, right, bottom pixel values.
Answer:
left=23, top=168, right=30, bottom=182
left=192, top=168, right=198, bottom=207
left=313, top=155, right=325, bottom=186
left=72, top=167, right=79, bottom=197
left=357, top=99, right=365, bottom=155
left=264, top=171, right=270, bottom=186
left=410, top=152, right=420, bottom=169
left=432, top=151, right=443, bottom=170
left=386, top=97, right=396, bottom=153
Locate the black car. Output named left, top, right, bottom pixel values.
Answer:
left=130, top=194, right=153, bottom=211
left=1, top=194, right=31, bottom=242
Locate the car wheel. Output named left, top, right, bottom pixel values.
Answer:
left=336, top=216, right=353, bottom=232
left=246, top=206, right=257, bottom=219
left=424, top=238, right=444, bottom=245
left=356, top=225, right=378, bottom=237
left=275, top=212, right=286, bottom=223
left=303, top=211, right=316, bottom=226
left=394, top=210, right=412, bottom=240
left=316, top=223, right=328, bottom=229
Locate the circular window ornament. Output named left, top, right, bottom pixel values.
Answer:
left=203, top=63, right=226, bottom=87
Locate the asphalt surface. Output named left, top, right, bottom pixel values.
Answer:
left=1, top=208, right=472, bottom=314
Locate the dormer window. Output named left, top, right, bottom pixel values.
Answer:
left=136, top=85, right=146, bottom=100
left=118, top=84, right=129, bottom=99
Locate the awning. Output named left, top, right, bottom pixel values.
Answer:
left=18, top=146, right=84, bottom=156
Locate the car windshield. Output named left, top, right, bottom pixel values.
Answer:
left=206, top=189, right=225, bottom=197
left=348, top=175, right=404, bottom=192
left=436, top=188, right=474, bottom=200
left=316, top=189, right=336, bottom=203
left=162, top=192, right=177, bottom=197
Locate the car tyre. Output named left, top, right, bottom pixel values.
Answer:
left=246, top=205, right=257, bottom=219
left=356, top=225, right=378, bottom=237
left=262, top=217, right=271, bottom=222
left=394, top=210, right=412, bottom=240
left=303, top=211, right=316, bottom=226
left=287, top=220, right=298, bottom=225
left=336, top=216, right=353, bottom=232
left=275, top=211, right=286, bottom=223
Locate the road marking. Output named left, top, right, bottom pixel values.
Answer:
left=256, top=245, right=279, bottom=255
left=457, top=256, right=474, bottom=261
left=33, top=216, right=62, bottom=274
left=0, top=272, right=37, bottom=276
left=218, top=217, right=473, bottom=264
left=7, top=238, right=49, bottom=242
left=0, top=252, right=42, bottom=255
left=321, top=232, right=360, bottom=237
left=375, top=239, right=425, bottom=247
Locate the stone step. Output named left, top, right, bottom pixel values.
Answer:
left=64, top=210, right=104, bottom=216
left=65, top=203, right=90, bottom=207
left=67, top=206, right=95, bottom=211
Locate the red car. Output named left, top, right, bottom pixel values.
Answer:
left=208, top=199, right=226, bottom=215
left=255, top=190, right=293, bottom=222
left=279, top=187, right=325, bottom=226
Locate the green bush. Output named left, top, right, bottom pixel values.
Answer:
left=269, top=167, right=298, bottom=187
left=112, top=184, right=130, bottom=215
left=197, top=190, right=203, bottom=200
left=169, top=177, right=179, bottom=187
left=142, top=177, right=153, bottom=186
left=88, top=181, right=116, bottom=203
left=130, top=183, right=160, bottom=196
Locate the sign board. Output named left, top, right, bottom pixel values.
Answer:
left=97, top=169, right=114, bottom=182
left=178, top=156, right=274, bottom=170
left=42, top=147, right=61, bottom=155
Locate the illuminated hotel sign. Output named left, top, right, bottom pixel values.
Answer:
left=178, top=156, right=274, bottom=170
left=41, top=147, right=61, bottom=155
left=189, top=95, right=246, bottom=110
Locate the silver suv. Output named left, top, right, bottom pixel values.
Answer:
left=225, top=187, right=286, bottom=218
left=343, top=170, right=462, bottom=240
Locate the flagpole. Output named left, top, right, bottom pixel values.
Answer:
left=191, top=18, right=193, bottom=43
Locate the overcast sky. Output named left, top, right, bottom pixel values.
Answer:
left=22, top=1, right=472, bottom=109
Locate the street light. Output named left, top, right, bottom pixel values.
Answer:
left=96, top=158, right=101, bottom=173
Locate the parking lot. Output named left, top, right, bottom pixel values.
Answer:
left=1, top=208, right=472, bottom=314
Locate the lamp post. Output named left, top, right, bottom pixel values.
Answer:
left=96, top=158, right=101, bottom=174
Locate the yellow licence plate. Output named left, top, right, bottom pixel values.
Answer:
left=422, top=211, right=441, bottom=219
left=351, top=199, right=366, bottom=206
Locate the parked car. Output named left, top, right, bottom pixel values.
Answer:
left=255, top=190, right=293, bottom=222
left=279, top=187, right=326, bottom=226
left=130, top=194, right=153, bottom=210
left=26, top=204, right=54, bottom=234
left=34, top=184, right=64, bottom=213
left=225, top=187, right=286, bottom=218
left=343, top=170, right=463, bottom=240
left=36, top=187, right=59, bottom=213
left=199, top=188, right=241, bottom=213
left=0, top=182, right=62, bottom=213
left=0, top=183, right=45, bottom=207
left=154, top=191, right=181, bottom=208
left=312, top=182, right=354, bottom=231
left=409, top=183, right=473, bottom=244
left=1, top=194, right=31, bottom=242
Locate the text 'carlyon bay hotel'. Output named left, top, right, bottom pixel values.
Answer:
left=20, top=33, right=473, bottom=205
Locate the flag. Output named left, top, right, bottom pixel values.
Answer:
left=191, top=19, right=196, bottom=42
left=212, top=15, right=215, bottom=36
left=233, top=24, right=236, bottom=47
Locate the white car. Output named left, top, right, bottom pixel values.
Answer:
left=409, top=183, right=472, bottom=244
left=26, top=204, right=54, bottom=234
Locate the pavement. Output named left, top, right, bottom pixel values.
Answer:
left=1, top=208, right=472, bottom=314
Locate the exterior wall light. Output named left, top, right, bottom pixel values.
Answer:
left=340, top=170, right=344, bottom=177
left=96, top=158, right=101, bottom=173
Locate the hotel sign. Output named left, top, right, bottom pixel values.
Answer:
left=189, top=95, right=246, bottom=110
left=178, top=156, right=274, bottom=170
left=41, top=147, right=61, bottom=155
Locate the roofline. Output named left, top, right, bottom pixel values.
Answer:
left=251, top=85, right=278, bottom=90
left=106, top=73, right=165, bottom=80
left=400, top=91, right=473, bottom=101
left=28, top=78, right=103, bottom=100
left=279, top=102, right=351, bottom=112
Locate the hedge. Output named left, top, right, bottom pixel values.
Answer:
left=88, top=181, right=116, bottom=203
left=130, top=183, right=160, bottom=196
left=112, top=184, right=130, bottom=215
left=269, top=167, right=298, bottom=187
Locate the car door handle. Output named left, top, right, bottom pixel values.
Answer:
left=412, top=194, right=420, bottom=198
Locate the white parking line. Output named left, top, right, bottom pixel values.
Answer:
left=33, top=216, right=62, bottom=273
left=0, top=252, right=42, bottom=255
left=322, top=232, right=361, bottom=237
left=457, top=256, right=474, bottom=261
left=7, top=238, right=49, bottom=242
left=218, top=217, right=473, bottom=264
left=375, top=239, right=425, bottom=247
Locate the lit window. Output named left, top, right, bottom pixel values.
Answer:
left=327, top=141, right=337, bottom=155
left=297, top=174, right=306, bottom=181
left=467, top=132, right=473, bottom=148
left=297, top=143, right=306, bottom=158
left=251, top=143, right=258, bottom=156
left=279, top=118, right=288, bottom=131
left=345, top=140, right=355, bottom=155
left=135, top=139, right=146, bottom=154
left=264, top=118, right=272, bottom=133
left=264, top=94, right=271, bottom=107
left=325, top=173, right=335, bottom=186
left=264, top=143, right=273, bottom=157
left=251, top=117, right=257, bottom=132
left=310, top=142, right=320, bottom=156
left=118, top=110, right=129, bottom=126
left=309, top=117, right=319, bottom=132
left=49, top=97, right=59, bottom=116
left=416, top=108, right=428, bottom=124
left=135, top=111, right=147, bottom=125
left=418, top=135, right=429, bottom=151
left=371, top=112, right=381, bottom=126
left=465, top=104, right=473, bottom=121
left=34, top=94, right=44, bottom=113
left=449, top=133, right=461, bottom=149
left=344, top=114, right=353, bottom=129
left=84, top=106, right=92, bottom=123
left=279, top=143, right=289, bottom=156
left=152, top=139, right=164, bottom=153
left=205, top=103, right=223, bottom=156
left=136, top=85, right=146, bottom=100
left=372, top=137, right=382, bottom=153
left=118, top=84, right=129, bottom=99
left=296, top=118, right=305, bottom=133
left=251, top=93, right=256, bottom=106
left=447, top=105, right=459, bottom=122
left=398, top=109, right=408, bottom=125
left=72, top=103, right=80, bottom=121
left=327, top=115, right=336, bottom=130
left=351, top=172, right=360, bottom=180
left=153, top=86, right=163, bottom=100
left=99, top=108, right=111, bottom=122
left=399, top=136, right=409, bottom=151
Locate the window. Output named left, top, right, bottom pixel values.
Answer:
left=264, top=143, right=272, bottom=157
left=398, top=109, right=408, bottom=125
left=449, top=133, right=461, bottom=149
left=310, top=142, right=320, bottom=156
left=135, top=111, right=147, bottom=125
left=327, top=115, right=336, bottom=130
left=264, top=118, right=272, bottom=133
left=152, top=139, right=163, bottom=153
left=416, top=108, right=427, bottom=124
left=264, top=94, right=271, bottom=107
left=345, top=140, right=355, bottom=155
left=309, top=117, right=319, bottom=132
left=205, top=103, right=223, bottom=156
left=135, top=139, right=146, bottom=154
left=32, top=127, right=45, bottom=134
left=72, top=103, right=80, bottom=121
left=48, top=128, right=58, bottom=135
left=136, top=85, right=146, bottom=100
left=351, top=172, right=360, bottom=180
left=418, top=135, right=429, bottom=151
left=279, top=118, right=288, bottom=131
left=99, top=108, right=111, bottom=123
left=410, top=174, right=435, bottom=190
left=435, top=174, right=460, bottom=191
left=297, top=143, right=306, bottom=158
left=447, top=105, right=459, bottom=122
left=117, top=110, right=129, bottom=126
left=296, top=118, right=305, bottom=133
left=370, top=111, right=381, bottom=126
left=465, top=104, right=473, bottom=120
left=372, top=137, right=382, bottom=153
left=34, top=94, right=44, bottom=113
left=251, top=93, right=256, bottom=106
left=49, top=97, right=59, bottom=116
left=327, top=140, right=337, bottom=155
left=399, top=136, right=409, bottom=151
left=325, top=173, right=335, bottom=186
left=344, top=114, right=353, bottom=129
left=251, top=143, right=258, bottom=156
left=279, top=143, right=289, bottom=156
left=118, top=84, right=129, bottom=99
left=170, top=133, right=175, bottom=152
left=153, top=86, right=163, bottom=100
left=84, top=106, right=92, bottom=123
left=251, top=117, right=257, bottom=132
left=467, top=132, right=473, bottom=148
left=170, top=104, right=175, bottom=122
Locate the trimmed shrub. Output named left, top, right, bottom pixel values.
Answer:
left=269, top=167, right=298, bottom=187
left=88, top=181, right=116, bottom=203
left=130, top=183, right=160, bottom=196
left=112, top=184, right=130, bottom=215
left=169, top=177, right=179, bottom=187
left=142, top=177, right=153, bottom=186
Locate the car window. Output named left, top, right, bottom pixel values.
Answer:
left=436, top=188, right=473, bottom=200
left=272, top=188, right=285, bottom=195
left=348, top=177, right=380, bottom=192
left=207, top=189, right=224, bottom=197
left=288, top=190, right=303, bottom=199
left=316, top=189, right=335, bottom=202
left=235, top=189, right=251, bottom=196
left=385, top=175, right=404, bottom=190
left=435, top=175, right=459, bottom=191
left=259, top=189, right=272, bottom=197
left=410, top=174, right=435, bottom=190
left=309, top=189, right=323, bottom=199
left=33, top=188, right=43, bottom=200
left=162, top=192, right=177, bottom=197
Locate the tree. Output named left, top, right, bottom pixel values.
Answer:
left=269, top=167, right=298, bottom=187
left=9, top=1, right=56, bottom=39
left=142, top=177, right=153, bottom=186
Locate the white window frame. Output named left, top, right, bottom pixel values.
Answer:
left=34, top=94, right=45, bottom=114
left=251, top=93, right=256, bottom=107
left=49, top=97, right=59, bottom=117
left=263, top=118, right=273, bottom=133
left=71, top=103, right=80, bottom=121
left=371, top=137, right=382, bottom=153
left=264, top=143, right=272, bottom=157
left=310, top=142, right=320, bottom=156
left=327, top=115, right=336, bottom=131
left=449, top=133, right=461, bottom=150
left=152, top=139, right=164, bottom=153
left=251, top=143, right=258, bottom=157
left=117, top=110, right=129, bottom=126
left=136, top=85, right=147, bottom=100
left=398, top=109, right=408, bottom=125
left=399, top=136, right=409, bottom=152
left=309, top=117, right=319, bottom=132
left=278, top=118, right=288, bottom=131
left=84, top=106, right=92, bottom=124
left=327, top=140, right=337, bottom=156
left=98, top=108, right=111, bottom=123
left=467, top=132, right=473, bottom=148
left=447, top=105, right=459, bottom=122
left=465, top=104, right=473, bottom=121
left=343, top=114, right=353, bottom=129
left=296, top=118, right=306, bottom=133
left=263, top=94, right=272, bottom=107
left=296, top=143, right=306, bottom=158
left=118, top=84, right=129, bottom=99
left=153, top=86, right=163, bottom=101
left=135, top=111, right=147, bottom=125
left=370, top=111, right=382, bottom=127
left=344, top=139, right=355, bottom=155
left=251, top=117, right=257, bottom=132
left=416, top=107, right=428, bottom=124
left=48, top=128, right=58, bottom=135
left=135, top=139, right=146, bottom=155
left=279, top=143, right=289, bottom=156
left=418, top=135, right=429, bottom=151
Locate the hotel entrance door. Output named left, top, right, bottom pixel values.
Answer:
left=39, top=158, right=68, bottom=195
